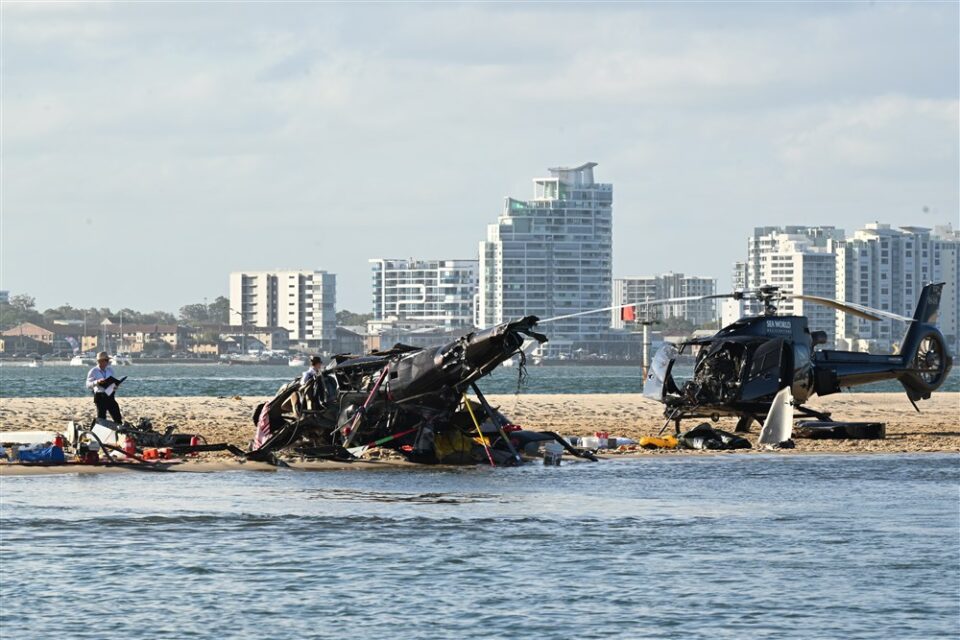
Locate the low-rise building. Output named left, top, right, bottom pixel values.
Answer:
left=333, top=326, right=366, bottom=355
left=1, top=322, right=91, bottom=354
left=99, top=321, right=187, bottom=353
left=195, top=325, right=290, bottom=353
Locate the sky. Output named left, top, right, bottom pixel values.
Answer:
left=2, top=2, right=958, bottom=314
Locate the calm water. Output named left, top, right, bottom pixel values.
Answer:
left=1, top=363, right=956, bottom=398
left=1, top=455, right=958, bottom=639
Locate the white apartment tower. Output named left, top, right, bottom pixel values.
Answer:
left=229, top=270, right=336, bottom=349
left=369, top=258, right=478, bottom=328
left=744, top=226, right=844, bottom=290
left=479, top=163, right=613, bottom=338
left=745, top=228, right=841, bottom=346
left=612, top=273, right=716, bottom=329
left=835, top=223, right=960, bottom=353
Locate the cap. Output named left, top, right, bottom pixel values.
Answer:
left=310, top=356, right=323, bottom=365
left=96, top=351, right=111, bottom=361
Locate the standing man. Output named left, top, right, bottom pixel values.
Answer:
left=86, top=351, right=124, bottom=424
left=300, top=356, right=323, bottom=385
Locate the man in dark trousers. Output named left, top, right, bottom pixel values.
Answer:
left=86, top=351, right=124, bottom=423
left=299, top=356, right=329, bottom=406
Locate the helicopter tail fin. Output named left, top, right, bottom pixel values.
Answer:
left=897, top=283, right=952, bottom=403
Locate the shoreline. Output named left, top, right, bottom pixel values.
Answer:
left=2, top=449, right=957, bottom=477
left=0, top=393, right=957, bottom=476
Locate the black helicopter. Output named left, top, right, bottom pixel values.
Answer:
left=636, top=282, right=953, bottom=434
left=248, top=315, right=596, bottom=465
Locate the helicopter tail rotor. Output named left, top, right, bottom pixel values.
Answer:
left=896, top=283, right=952, bottom=401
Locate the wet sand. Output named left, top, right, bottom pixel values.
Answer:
left=1, top=392, right=957, bottom=457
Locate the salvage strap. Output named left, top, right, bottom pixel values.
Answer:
left=463, top=394, right=495, bottom=467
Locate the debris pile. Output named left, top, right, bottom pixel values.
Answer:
left=1, top=417, right=242, bottom=468
left=248, top=316, right=597, bottom=466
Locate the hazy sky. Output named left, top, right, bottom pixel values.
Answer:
left=3, top=2, right=957, bottom=314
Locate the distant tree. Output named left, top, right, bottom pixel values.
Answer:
left=83, top=307, right=105, bottom=325
left=0, top=294, right=44, bottom=331
left=9, top=294, right=35, bottom=312
left=179, top=303, right=210, bottom=324
left=207, top=296, right=229, bottom=324
left=141, top=311, right=177, bottom=325
left=660, top=316, right=695, bottom=334
left=42, top=305, right=71, bottom=322
left=336, top=310, right=373, bottom=326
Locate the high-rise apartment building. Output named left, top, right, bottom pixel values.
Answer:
left=835, top=223, right=959, bottom=352
left=369, top=258, right=478, bottom=328
left=229, top=270, right=336, bottom=349
left=743, top=226, right=844, bottom=310
left=741, top=227, right=840, bottom=345
left=479, top=162, right=612, bottom=338
left=612, top=273, right=716, bottom=329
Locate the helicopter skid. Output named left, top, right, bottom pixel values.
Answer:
left=660, top=403, right=833, bottom=435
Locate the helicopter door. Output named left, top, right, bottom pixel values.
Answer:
left=644, top=343, right=678, bottom=401
left=738, top=339, right=788, bottom=402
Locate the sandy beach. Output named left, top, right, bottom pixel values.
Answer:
left=1, top=392, right=957, bottom=458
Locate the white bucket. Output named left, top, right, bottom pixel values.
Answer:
left=543, top=441, right=564, bottom=466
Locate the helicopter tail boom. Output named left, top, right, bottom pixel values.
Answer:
left=813, top=283, right=952, bottom=402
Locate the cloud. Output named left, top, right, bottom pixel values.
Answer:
left=2, top=2, right=957, bottom=310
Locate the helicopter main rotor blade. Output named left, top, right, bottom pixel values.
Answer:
left=784, top=294, right=914, bottom=323
left=538, top=295, right=717, bottom=324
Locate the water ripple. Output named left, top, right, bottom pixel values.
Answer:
left=1, top=455, right=957, bottom=639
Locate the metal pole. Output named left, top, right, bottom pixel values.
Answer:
left=642, top=323, right=650, bottom=381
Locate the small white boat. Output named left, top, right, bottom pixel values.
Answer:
left=69, top=354, right=96, bottom=367
left=27, top=358, right=43, bottom=368
left=112, top=353, right=133, bottom=366
left=289, top=356, right=308, bottom=367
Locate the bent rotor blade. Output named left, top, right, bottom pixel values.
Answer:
left=783, top=294, right=907, bottom=323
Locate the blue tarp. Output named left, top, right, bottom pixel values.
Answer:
left=18, top=445, right=66, bottom=464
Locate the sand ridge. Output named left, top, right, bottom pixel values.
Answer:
left=1, top=392, right=957, bottom=456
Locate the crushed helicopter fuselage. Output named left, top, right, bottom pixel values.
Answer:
left=248, top=316, right=596, bottom=465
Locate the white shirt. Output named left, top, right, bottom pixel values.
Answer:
left=300, top=367, right=321, bottom=386
left=87, top=365, right=118, bottom=395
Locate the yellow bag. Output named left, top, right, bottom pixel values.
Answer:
left=639, top=435, right=678, bottom=450
left=434, top=429, right=476, bottom=464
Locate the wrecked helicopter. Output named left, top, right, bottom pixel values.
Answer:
left=248, top=316, right=596, bottom=466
